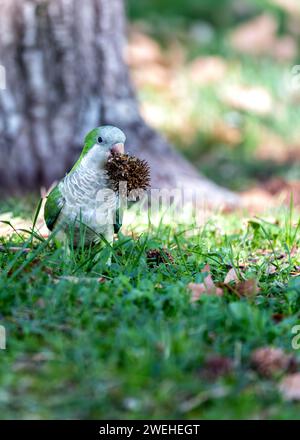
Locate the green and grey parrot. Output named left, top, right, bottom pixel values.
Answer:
left=44, top=125, right=126, bottom=249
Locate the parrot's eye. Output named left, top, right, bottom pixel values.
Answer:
left=97, top=136, right=103, bottom=144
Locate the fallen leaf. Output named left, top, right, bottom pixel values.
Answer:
left=272, top=313, right=285, bottom=323
left=235, top=279, right=260, bottom=297
left=188, top=283, right=206, bottom=302
left=255, top=131, right=288, bottom=163
left=132, top=65, right=170, bottom=89
left=280, top=373, right=300, bottom=400
left=230, top=14, right=277, bottom=56
left=262, top=179, right=300, bottom=207
left=188, top=56, right=227, bottom=85
left=241, top=188, right=275, bottom=213
left=266, top=264, right=277, bottom=275
left=218, top=277, right=259, bottom=299
left=211, top=121, right=242, bottom=146
left=202, top=355, right=233, bottom=380
left=201, top=264, right=215, bottom=290
left=273, top=35, right=297, bottom=62
left=188, top=264, right=223, bottom=302
left=127, top=30, right=164, bottom=67
left=221, top=85, right=273, bottom=115
left=230, top=12, right=296, bottom=61
left=290, top=246, right=298, bottom=257
left=224, top=267, right=239, bottom=284
left=216, top=281, right=238, bottom=296
left=251, top=347, right=296, bottom=377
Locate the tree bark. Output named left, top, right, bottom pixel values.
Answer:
left=0, top=0, right=239, bottom=207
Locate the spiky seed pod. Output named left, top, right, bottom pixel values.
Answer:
left=146, top=248, right=174, bottom=267
left=105, top=153, right=150, bottom=196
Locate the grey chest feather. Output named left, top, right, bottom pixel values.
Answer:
left=59, top=166, right=117, bottom=237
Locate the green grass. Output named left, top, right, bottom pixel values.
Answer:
left=1, top=0, right=300, bottom=421
left=1, top=200, right=300, bottom=419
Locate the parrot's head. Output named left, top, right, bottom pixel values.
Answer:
left=79, top=125, right=126, bottom=169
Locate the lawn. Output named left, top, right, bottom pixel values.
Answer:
left=1, top=0, right=300, bottom=421
left=1, top=199, right=300, bottom=419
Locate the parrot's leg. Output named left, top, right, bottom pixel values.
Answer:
left=63, top=234, right=72, bottom=260
left=92, top=224, right=114, bottom=267
left=103, top=223, right=114, bottom=266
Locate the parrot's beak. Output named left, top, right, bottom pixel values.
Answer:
left=111, top=143, right=124, bottom=155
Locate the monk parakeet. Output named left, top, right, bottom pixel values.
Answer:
left=44, top=125, right=126, bottom=252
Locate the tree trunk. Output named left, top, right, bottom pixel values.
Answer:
left=0, top=0, right=239, bottom=207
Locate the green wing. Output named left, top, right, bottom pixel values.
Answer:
left=44, top=185, right=65, bottom=231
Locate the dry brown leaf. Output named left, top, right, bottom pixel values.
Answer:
left=235, top=279, right=260, bottom=297
left=165, top=41, right=185, bottom=68
left=188, top=264, right=223, bottom=302
left=218, top=278, right=259, bottom=298
left=266, top=264, right=277, bottom=275
left=211, top=122, right=242, bottom=146
left=259, top=178, right=300, bottom=208
left=188, top=56, right=227, bottom=85
left=230, top=14, right=277, bottom=56
left=202, top=355, right=233, bottom=380
left=290, top=246, right=298, bottom=257
left=251, top=347, right=296, bottom=377
left=272, top=313, right=285, bottom=323
left=221, top=85, right=273, bottom=115
left=231, top=12, right=297, bottom=61
left=255, top=131, right=288, bottom=163
left=273, top=36, right=297, bottom=62
left=202, top=264, right=215, bottom=290
left=127, top=30, right=164, bottom=67
left=280, top=373, right=300, bottom=400
left=224, top=267, right=239, bottom=284
left=188, top=283, right=207, bottom=302
left=132, top=65, right=170, bottom=89
left=241, top=188, right=275, bottom=213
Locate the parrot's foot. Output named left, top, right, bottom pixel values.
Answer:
left=93, top=227, right=114, bottom=268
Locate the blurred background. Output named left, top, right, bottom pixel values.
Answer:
left=126, top=0, right=300, bottom=204
left=1, top=1, right=300, bottom=420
